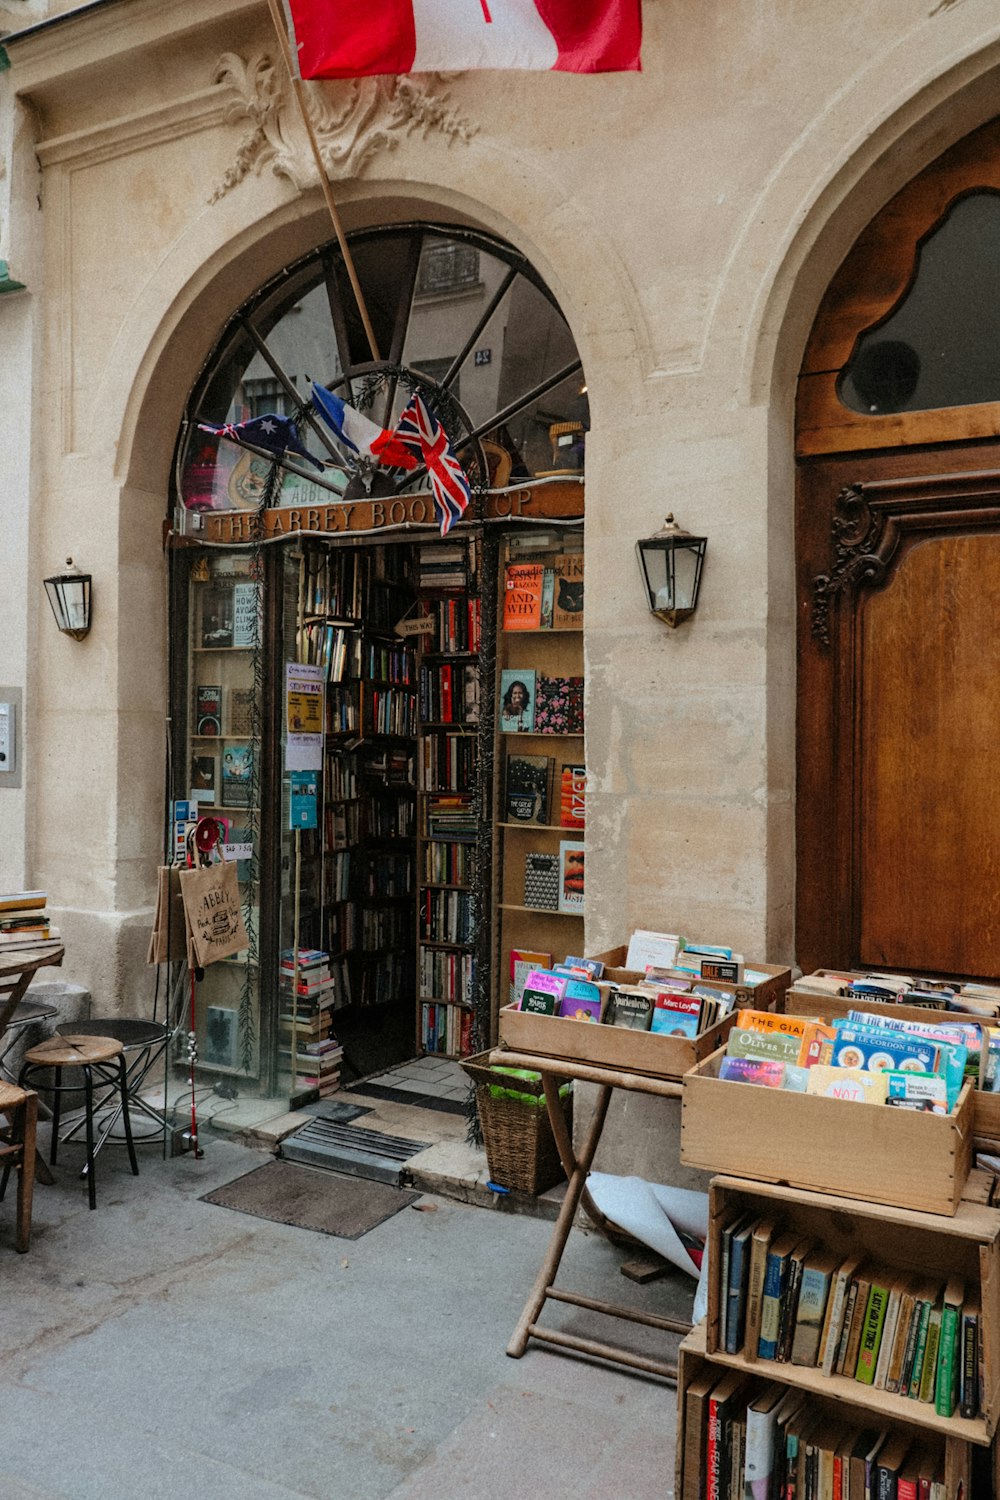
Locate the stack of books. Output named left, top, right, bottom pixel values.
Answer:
left=0, top=891, right=58, bottom=948
left=278, top=948, right=342, bottom=1096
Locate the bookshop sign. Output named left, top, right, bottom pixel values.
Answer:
left=199, top=480, right=584, bottom=544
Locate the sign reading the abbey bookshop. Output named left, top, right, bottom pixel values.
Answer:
left=200, top=480, right=584, bottom=543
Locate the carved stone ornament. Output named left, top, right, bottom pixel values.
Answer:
left=210, top=52, right=476, bottom=201
left=810, top=484, right=888, bottom=646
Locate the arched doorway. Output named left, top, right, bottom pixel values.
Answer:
left=796, top=118, right=1000, bottom=979
left=168, top=219, right=588, bottom=1096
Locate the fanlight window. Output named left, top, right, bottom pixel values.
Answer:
left=838, top=191, right=1000, bottom=416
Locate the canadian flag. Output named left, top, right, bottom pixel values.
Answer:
left=288, top=0, right=642, bottom=78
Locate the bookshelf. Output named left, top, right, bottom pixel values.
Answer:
left=492, top=530, right=585, bottom=1026
left=298, top=545, right=418, bottom=1079
left=675, top=1173, right=1000, bottom=1497
left=414, top=538, right=482, bottom=1059
left=183, top=556, right=263, bottom=1075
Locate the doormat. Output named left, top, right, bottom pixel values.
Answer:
left=346, top=1080, right=468, bottom=1117
left=200, top=1160, right=420, bottom=1239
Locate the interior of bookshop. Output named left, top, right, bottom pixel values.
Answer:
left=173, top=523, right=585, bottom=1099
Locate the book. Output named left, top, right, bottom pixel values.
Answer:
left=902, top=1285, right=937, bottom=1398
left=559, top=978, right=602, bottom=1021
left=855, top=1278, right=891, bottom=1384
left=725, top=1215, right=755, bottom=1355
left=718, top=1057, right=787, bottom=1087
left=918, top=1303, right=943, bottom=1403
left=0, top=891, right=46, bottom=914
left=557, top=839, right=585, bottom=913
left=552, top=552, right=584, bottom=629
left=519, top=991, right=558, bottom=1015
left=790, top=1246, right=839, bottom=1366
left=848, top=1429, right=886, bottom=1500
left=934, top=1275, right=963, bottom=1417
left=221, top=744, right=253, bottom=807
left=873, top=1275, right=907, bottom=1390
left=625, top=930, right=684, bottom=972
left=819, top=1250, right=865, bottom=1376
left=534, top=675, right=584, bottom=734
left=200, top=583, right=233, bottom=647
left=743, top=1383, right=784, bottom=1500
left=195, top=683, right=223, bottom=736
left=502, top=562, right=544, bottom=630
left=231, top=581, right=260, bottom=647
left=650, top=991, right=702, bottom=1038
left=509, top=948, right=552, bottom=1006
left=523, top=851, right=559, bottom=910
left=559, top=763, right=586, bottom=828
left=539, top=566, right=555, bottom=629
left=885, top=1275, right=918, bottom=1395
left=229, top=686, right=255, bottom=736
left=499, top=669, right=537, bottom=732
left=743, top=1218, right=776, bottom=1361
left=727, top=1025, right=802, bottom=1066
left=190, top=751, right=218, bottom=802
left=805, top=1065, right=889, bottom=1104
left=606, top=986, right=653, bottom=1030
left=519, top=969, right=567, bottom=1010
left=758, top=1231, right=801, bottom=1359
left=873, top=1429, right=910, bottom=1500
left=681, top=1370, right=719, bottom=1500
left=834, top=1273, right=864, bottom=1374
left=705, top=1369, right=747, bottom=1500
left=959, top=1291, right=980, bottom=1418
left=505, top=753, right=553, bottom=823
left=776, top=1237, right=811, bottom=1363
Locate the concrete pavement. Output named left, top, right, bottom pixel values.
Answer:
left=1, top=1124, right=690, bottom=1500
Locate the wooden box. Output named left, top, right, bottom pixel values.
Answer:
left=590, top=947, right=791, bottom=1013
left=497, top=999, right=735, bottom=1080
left=680, top=1048, right=974, bottom=1215
left=784, top=988, right=1000, bottom=1148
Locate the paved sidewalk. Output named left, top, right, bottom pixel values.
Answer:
left=1, top=1127, right=691, bottom=1500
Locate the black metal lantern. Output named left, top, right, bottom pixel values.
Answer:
left=43, top=558, right=92, bottom=640
left=635, top=515, right=707, bottom=628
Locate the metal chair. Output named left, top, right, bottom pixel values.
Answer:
left=54, top=1017, right=172, bottom=1161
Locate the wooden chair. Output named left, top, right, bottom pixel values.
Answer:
left=0, top=1081, right=38, bottom=1252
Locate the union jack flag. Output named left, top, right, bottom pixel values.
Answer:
left=394, top=393, right=471, bottom=537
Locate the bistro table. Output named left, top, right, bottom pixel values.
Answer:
left=488, top=1046, right=693, bottom=1383
left=0, top=943, right=65, bottom=1183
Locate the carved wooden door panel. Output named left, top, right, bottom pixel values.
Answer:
left=796, top=451, right=1000, bottom=978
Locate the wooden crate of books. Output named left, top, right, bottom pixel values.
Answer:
left=590, top=946, right=791, bottom=1014
left=704, top=1176, right=1000, bottom=1442
left=681, top=1048, right=975, bottom=1215
left=497, top=998, right=736, bottom=1080
left=783, top=984, right=1000, bottom=1149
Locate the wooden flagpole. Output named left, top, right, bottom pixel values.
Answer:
left=265, top=0, right=382, bottom=364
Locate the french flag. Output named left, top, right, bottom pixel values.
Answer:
left=312, top=383, right=419, bottom=469
left=288, top=0, right=642, bottom=78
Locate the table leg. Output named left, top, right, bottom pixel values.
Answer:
left=507, top=1082, right=612, bottom=1358
left=541, top=1072, right=616, bottom=1236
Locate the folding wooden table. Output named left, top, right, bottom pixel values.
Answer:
left=490, top=1046, right=693, bottom=1382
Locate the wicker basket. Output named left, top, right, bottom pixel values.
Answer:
left=462, top=1052, right=572, bottom=1195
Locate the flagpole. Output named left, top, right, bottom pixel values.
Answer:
left=265, top=0, right=382, bottom=364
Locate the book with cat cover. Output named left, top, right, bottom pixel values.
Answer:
left=552, top=552, right=584, bottom=630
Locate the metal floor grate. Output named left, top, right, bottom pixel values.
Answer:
left=279, top=1119, right=428, bottom=1186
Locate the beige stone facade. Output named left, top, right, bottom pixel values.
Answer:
left=2, top=0, right=1000, bottom=1168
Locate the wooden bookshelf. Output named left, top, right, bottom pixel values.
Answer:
left=674, top=1172, right=1000, bottom=1499
left=492, top=529, right=585, bottom=1029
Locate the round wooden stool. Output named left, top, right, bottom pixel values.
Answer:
left=20, top=1034, right=138, bottom=1210
left=0, top=1081, right=38, bottom=1251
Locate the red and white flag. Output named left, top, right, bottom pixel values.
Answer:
left=287, top=0, right=642, bottom=79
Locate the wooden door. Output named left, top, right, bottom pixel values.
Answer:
left=796, top=451, right=1000, bottom=977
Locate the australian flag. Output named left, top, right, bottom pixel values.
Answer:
left=393, top=393, right=471, bottom=537
left=198, top=414, right=324, bottom=471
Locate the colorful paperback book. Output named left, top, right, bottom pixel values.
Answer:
left=521, top=969, right=567, bottom=1007
left=805, top=1066, right=889, bottom=1104
left=195, top=683, right=223, bottom=736
left=520, top=991, right=558, bottom=1015
left=560, top=978, right=602, bottom=1022
left=509, top=948, right=552, bottom=1005
left=855, top=1280, right=891, bottom=1384
left=505, top=752, right=553, bottom=823
left=790, top=1248, right=839, bottom=1366
left=758, top=1233, right=801, bottom=1359
left=221, top=744, right=253, bottom=807
left=559, top=763, right=586, bottom=828
left=650, top=991, right=701, bottom=1038
left=718, top=1057, right=786, bottom=1088
left=502, top=562, right=544, bottom=630
left=557, top=839, right=585, bottom=913
left=563, top=955, right=604, bottom=979
left=830, top=1022, right=940, bottom=1074
left=726, top=1026, right=801, bottom=1065
left=885, top=1070, right=948, bottom=1114
left=534, top=675, right=583, bottom=734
